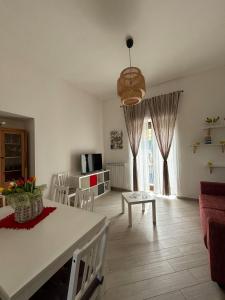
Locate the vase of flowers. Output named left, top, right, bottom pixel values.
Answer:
left=0, top=177, right=44, bottom=223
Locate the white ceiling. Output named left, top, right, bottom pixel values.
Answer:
left=1, top=0, right=225, bottom=100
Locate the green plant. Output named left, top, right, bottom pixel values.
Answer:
left=205, top=117, right=212, bottom=124
left=212, top=116, right=220, bottom=123
left=205, top=116, right=220, bottom=124
left=0, top=177, right=45, bottom=208
left=6, top=188, right=42, bottom=208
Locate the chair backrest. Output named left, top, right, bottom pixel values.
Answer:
left=57, top=172, right=70, bottom=186
left=75, top=189, right=94, bottom=212
left=53, top=185, right=69, bottom=205
left=0, top=196, right=6, bottom=207
left=67, top=222, right=109, bottom=300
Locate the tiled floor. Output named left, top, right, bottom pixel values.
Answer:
left=94, top=191, right=225, bottom=300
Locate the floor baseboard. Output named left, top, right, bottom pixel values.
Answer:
left=111, top=187, right=131, bottom=192
left=177, top=195, right=198, bottom=201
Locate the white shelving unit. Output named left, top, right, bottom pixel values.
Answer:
left=74, top=170, right=111, bottom=198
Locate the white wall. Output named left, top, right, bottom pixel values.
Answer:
left=103, top=67, right=225, bottom=198
left=103, top=101, right=132, bottom=190
left=103, top=101, right=129, bottom=163
left=24, top=119, right=35, bottom=177
left=0, top=57, right=104, bottom=194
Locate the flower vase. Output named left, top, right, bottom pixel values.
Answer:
left=6, top=191, right=43, bottom=223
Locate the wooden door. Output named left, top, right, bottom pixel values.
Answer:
left=0, top=129, right=27, bottom=186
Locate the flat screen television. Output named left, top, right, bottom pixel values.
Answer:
left=81, top=153, right=103, bottom=174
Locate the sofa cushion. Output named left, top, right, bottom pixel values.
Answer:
left=200, top=207, right=225, bottom=247
left=199, top=194, right=225, bottom=212
left=200, top=181, right=225, bottom=196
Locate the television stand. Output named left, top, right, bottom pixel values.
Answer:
left=74, top=169, right=110, bottom=198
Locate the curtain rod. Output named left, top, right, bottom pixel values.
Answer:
left=146, top=90, right=184, bottom=99
left=120, top=90, right=184, bottom=107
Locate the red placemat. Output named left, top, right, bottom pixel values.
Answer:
left=0, top=207, right=56, bottom=230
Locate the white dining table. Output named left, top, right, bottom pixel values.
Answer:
left=0, top=199, right=106, bottom=300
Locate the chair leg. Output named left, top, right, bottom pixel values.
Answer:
left=128, top=204, right=132, bottom=227
left=152, top=201, right=156, bottom=225
left=89, top=287, right=100, bottom=300
left=121, top=195, right=125, bottom=213
left=96, top=284, right=104, bottom=300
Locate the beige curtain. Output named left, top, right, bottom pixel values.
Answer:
left=147, top=91, right=181, bottom=195
left=123, top=102, right=146, bottom=191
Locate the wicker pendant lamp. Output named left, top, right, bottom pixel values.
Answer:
left=117, top=37, right=146, bottom=106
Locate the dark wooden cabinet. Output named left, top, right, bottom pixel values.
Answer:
left=0, top=128, right=27, bottom=186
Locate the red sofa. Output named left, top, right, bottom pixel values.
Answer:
left=199, top=181, right=225, bottom=286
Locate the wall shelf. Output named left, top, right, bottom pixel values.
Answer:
left=192, top=123, right=225, bottom=174
left=207, top=164, right=225, bottom=174
left=191, top=143, right=225, bottom=153
left=202, top=124, right=225, bottom=136
left=202, top=125, right=225, bottom=130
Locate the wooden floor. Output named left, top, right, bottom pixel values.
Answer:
left=94, top=191, right=225, bottom=300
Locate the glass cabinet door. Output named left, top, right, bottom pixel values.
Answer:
left=1, top=131, right=25, bottom=184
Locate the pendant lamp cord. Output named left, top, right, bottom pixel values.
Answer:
left=129, top=48, right=132, bottom=68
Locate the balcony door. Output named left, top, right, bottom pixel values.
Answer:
left=138, top=120, right=178, bottom=195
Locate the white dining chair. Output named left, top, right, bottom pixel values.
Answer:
left=54, top=172, right=76, bottom=205
left=57, top=172, right=70, bottom=186
left=0, top=195, right=6, bottom=207
left=53, top=185, right=70, bottom=205
left=30, top=222, right=109, bottom=300
left=75, top=188, right=94, bottom=212
left=67, top=222, right=109, bottom=300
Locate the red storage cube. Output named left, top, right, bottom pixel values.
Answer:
left=90, top=175, right=97, bottom=187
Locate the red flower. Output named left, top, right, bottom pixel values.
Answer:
left=27, top=176, right=36, bottom=183
left=16, top=179, right=24, bottom=187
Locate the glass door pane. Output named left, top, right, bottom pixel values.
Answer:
left=4, top=133, right=22, bottom=182
left=147, top=121, right=154, bottom=191
left=137, top=120, right=154, bottom=192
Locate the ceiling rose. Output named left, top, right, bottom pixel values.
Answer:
left=117, top=37, right=146, bottom=106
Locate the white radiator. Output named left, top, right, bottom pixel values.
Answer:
left=105, top=162, right=127, bottom=189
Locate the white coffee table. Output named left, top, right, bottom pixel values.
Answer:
left=121, top=191, right=156, bottom=227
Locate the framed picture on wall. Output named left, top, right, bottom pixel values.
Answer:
left=110, top=130, right=123, bottom=149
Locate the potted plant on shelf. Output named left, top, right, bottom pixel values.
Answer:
left=205, top=116, right=220, bottom=125
left=0, top=177, right=44, bottom=223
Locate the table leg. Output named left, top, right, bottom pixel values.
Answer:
left=121, top=195, right=125, bottom=214
left=128, top=204, right=132, bottom=227
left=142, top=203, right=145, bottom=212
left=152, top=201, right=156, bottom=225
